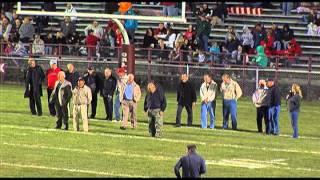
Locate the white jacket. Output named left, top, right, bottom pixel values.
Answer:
left=200, top=81, right=217, bottom=103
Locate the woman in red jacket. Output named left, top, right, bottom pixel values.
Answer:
left=86, top=29, right=99, bottom=58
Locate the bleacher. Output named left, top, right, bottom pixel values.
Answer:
left=13, top=2, right=320, bottom=62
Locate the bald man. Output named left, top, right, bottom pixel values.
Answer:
left=100, top=68, right=117, bottom=121
left=50, top=71, right=72, bottom=130
left=119, top=74, right=141, bottom=130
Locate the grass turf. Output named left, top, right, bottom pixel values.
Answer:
left=0, top=84, right=320, bottom=177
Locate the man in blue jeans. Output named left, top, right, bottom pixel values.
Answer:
left=221, top=74, right=242, bottom=130
left=267, top=78, right=281, bottom=135
left=114, top=67, right=128, bottom=121
left=200, top=74, right=217, bottom=129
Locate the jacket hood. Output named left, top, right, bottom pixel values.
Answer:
left=256, top=45, right=265, bottom=55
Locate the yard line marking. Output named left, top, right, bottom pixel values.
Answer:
left=2, top=124, right=320, bottom=156
left=4, top=142, right=320, bottom=173
left=0, top=124, right=206, bottom=145
left=2, top=142, right=174, bottom=161
left=87, top=119, right=320, bottom=140
left=0, top=162, right=148, bottom=177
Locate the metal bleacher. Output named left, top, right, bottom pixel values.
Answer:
left=14, top=2, right=320, bottom=61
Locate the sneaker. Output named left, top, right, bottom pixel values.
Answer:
left=120, top=126, right=126, bottom=130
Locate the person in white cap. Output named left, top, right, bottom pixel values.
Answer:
left=46, top=58, right=61, bottom=116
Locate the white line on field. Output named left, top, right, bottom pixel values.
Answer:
left=2, top=124, right=320, bottom=156
left=0, top=124, right=206, bottom=145
left=0, top=162, right=148, bottom=177
left=3, top=142, right=320, bottom=173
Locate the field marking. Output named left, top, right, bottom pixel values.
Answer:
left=0, top=162, right=148, bottom=177
left=2, top=124, right=320, bottom=156
left=3, top=142, right=320, bottom=174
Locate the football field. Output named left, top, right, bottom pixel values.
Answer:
left=0, top=84, right=319, bottom=177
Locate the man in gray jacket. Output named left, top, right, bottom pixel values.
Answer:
left=50, top=71, right=72, bottom=130
left=19, top=16, right=35, bottom=43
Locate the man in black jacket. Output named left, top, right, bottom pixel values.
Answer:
left=174, top=144, right=206, bottom=178
left=267, top=78, right=281, bottom=135
left=144, top=81, right=167, bottom=138
left=176, top=74, right=197, bottom=127
left=24, top=58, right=45, bottom=116
left=65, top=63, right=80, bottom=117
left=100, top=67, right=117, bottom=121
left=83, top=66, right=99, bottom=119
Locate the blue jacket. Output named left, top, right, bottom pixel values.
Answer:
left=124, top=9, right=138, bottom=30
left=174, top=152, right=206, bottom=178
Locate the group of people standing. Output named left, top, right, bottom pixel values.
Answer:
left=24, top=57, right=301, bottom=138
left=252, top=79, right=302, bottom=138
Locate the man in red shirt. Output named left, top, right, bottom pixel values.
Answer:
left=46, top=59, right=61, bottom=116
left=86, top=29, right=99, bottom=58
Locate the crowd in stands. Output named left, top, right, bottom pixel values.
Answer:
left=0, top=2, right=316, bottom=68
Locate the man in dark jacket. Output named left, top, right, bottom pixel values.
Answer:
left=196, top=15, right=211, bottom=52
left=174, top=144, right=206, bottom=178
left=267, top=78, right=281, bottom=135
left=83, top=66, right=99, bottom=119
left=100, top=67, right=117, bottom=121
left=144, top=81, right=167, bottom=138
left=50, top=71, right=72, bottom=130
left=65, top=63, right=80, bottom=90
left=24, top=58, right=45, bottom=116
left=176, top=74, right=196, bottom=127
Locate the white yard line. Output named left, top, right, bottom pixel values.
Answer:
left=1, top=124, right=320, bottom=155
left=0, top=162, right=148, bottom=177
left=2, top=142, right=320, bottom=174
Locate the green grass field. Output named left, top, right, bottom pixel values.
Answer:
left=0, top=84, right=320, bottom=177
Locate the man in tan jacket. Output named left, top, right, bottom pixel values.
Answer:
left=119, top=74, right=141, bottom=130
left=72, top=77, right=92, bottom=132
left=200, top=74, right=217, bottom=129
left=221, top=73, right=242, bottom=130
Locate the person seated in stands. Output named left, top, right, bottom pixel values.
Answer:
left=154, top=23, right=168, bottom=40
left=64, top=3, right=77, bottom=24
left=143, top=28, right=158, bottom=48
left=211, top=2, right=228, bottom=28
left=163, top=28, right=177, bottom=49
left=11, top=10, right=22, bottom=25
left=306, top=10, right=320, bottom=36
left=157, top=39, right=169, bottom=61
left=281, top=24, right=294, bottom=50
left=225, top=26, right=240, bottom=44
left=251, top=45, right=268, bottom=68
left=0, top=16, right=12, bottom=42
left=19, top=16, right=35, bottom=43
left=67, top=31, right=80, bottom=56
left=54, top=31, right=66, bottom=55
left=11, top=41, right=28, bottom=57
left=226, top=35, right=240, bottom=60
left=10, top=18, right=21, bottom=43
left=86, top=29, right=99, bottom=59
left=32, top=33, right=45, bottom=56
left=4, top=40, right=14, bottom=56
left=307, top=23, right=320, bottom=36
left=169, top=41, right=183, bottom=62
left=196, top=49, right=206, bottom=63
left=252, top=23, right=266, bottom=49
left=44, top=32, right=55, bottom=55
left=275, top=39, right=302, bottom=67
left=261, top=29, right=275, bottom=57
left=240, top=25, right=254, bottom=54
left=209, top=42, right=221, bottom=64
left=271, top=23, right=282, bottom=51
left=183, top=25, right=195, bottom=42
left=84, top=21, right=104, bottom=39
left=231, top=45, right=245, bottom=65
left=60, top=17, right=76, bottom=42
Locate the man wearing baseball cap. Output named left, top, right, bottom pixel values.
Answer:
left=114, top=67, right=128, bottom=121
left=266, top=78, right=281, bottom=135
left=46, top=58, right=61, bottom=116
left=72, top=77, right=92, bottom=132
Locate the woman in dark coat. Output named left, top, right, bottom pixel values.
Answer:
left=24, top=58, right=45, bottom=116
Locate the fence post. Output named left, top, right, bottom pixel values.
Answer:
left=0, top=41, right=3, bottom=83
left=242, top=54, right=246, bottom=93
left=275, top=56, right=279, bottom=83
left=179, top=50, right=183, bottom=74
left=147, top=48, right=151, bottom=82
left=307, top=56, right=312, bottom=100
left=255, top=67, right=259, bottom=89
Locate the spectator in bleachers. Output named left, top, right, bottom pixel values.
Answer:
left=124, top=8, right=138, bottom=44
left=157, top=39, right=169, bottom=61
left=232, top=45, right=245, bottom=65
left=202, top=3, right=212, bottom=17
left=211, top=2, right=228, bottom=27
left=61, top=17, right=76, bottom=42
left=11, top=18, right=21, bottom=42
left=4, top=40, right=13, bottom=55
left=54, top=31, right=67, bottom=55
left=281, top=2, right=294, bottom=16
left=67, top=31, right=80, bottom=55
left=32, top=33, right=45, bottom=56
left=11, top=10, right=21, bottom=25
left=169, top=41, right=183, bottom=61
left=307, top=22, right=320, bottom=36
left=35, top=4, right=50, bottom=34
left=240, top=25, right=254, bottom=54
left=306, top=10, right=320, bottom=36
left=225, top=26, right=240, bottom=43
left=209, top=42, right=220, bottom=63
left=65, top=3, right=77, bottom=24
left=118, top=2, right=132, bottom=14
left=252, top=23, right=266, bottom=49
left=19, top=17, right=35, bottom=43
left=154, top=23, right=167, bottom=40
left=86, top=29, right=99, bottom=58
left=11, top=41, right=28, bottom=57
left=1, top=2, right=14, bottom=22
left=195, top=6, right=205, bottom=19
left=225, top=35, right=240, bottom=60
left=84, top=21, right=104, bottom=39
left=261, top=29, right=275, bottom=57
left=0, top=16, right=12, bottom=41
left=161, top=2, right=178, bottom=17
left=284, top=39, right=302, bottom=67
left=251, top=45, right=268, bottom=68
left=196, top=16, right=211, bottom=52
left=163, top=28, right=176, bottom=49
left=143, top=28, right=157, bottom=48
left=183, top=25, right=195, bottom=42
left=115, top=28, right=123, bottom=47
left=281, top=24, right=294, bottom=50
left=271, top=23, right=282, bottom=51
left=44, top=32, right=55, bottom=55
